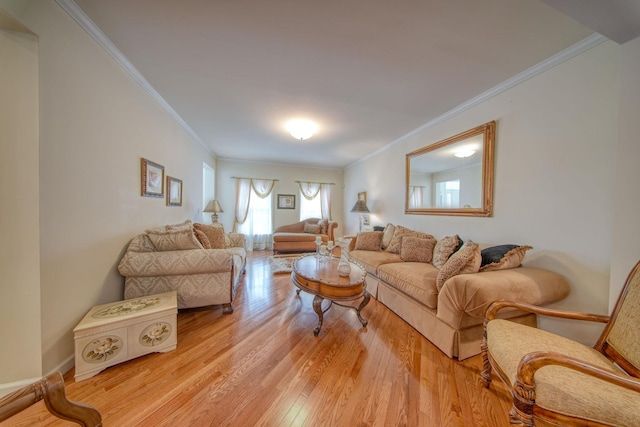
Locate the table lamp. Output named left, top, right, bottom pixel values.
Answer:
left=204, top=199, right=223, bottom=223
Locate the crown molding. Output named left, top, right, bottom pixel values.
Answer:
left=347, top=33, right=609, bottom=169
left=55, top=0, right=214, bottom=156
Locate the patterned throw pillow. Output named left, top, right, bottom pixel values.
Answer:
left=146, top=221, right=204, bottom=251
left=432, top=235, right=461, bottom=269
left=318, top=219, right=329, bottom=235
left=400, top=236, right=437, bottom=263
left=436, top=240, right=481, bottom=291
left=354, top=231, right=383, bottom=251
left=193, top=223, right=226, bottom=249
left=381, top=223, right=395, bottom=250
left=303, top=222, right=321, bottom=234
left=193, top=228, right=212, bottom=249
left=480, top=245, right=533, bottom=272
left=385, top=225, right=433, bottom=254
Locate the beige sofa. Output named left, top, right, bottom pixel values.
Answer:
left=347, top=226, right=570, bottom=360
left=118, top=221, right=246, bottom=313
left=273, top=218, right=338, bottom=254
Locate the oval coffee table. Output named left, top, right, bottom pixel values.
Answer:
left=291, top=253, right=370, bottom=335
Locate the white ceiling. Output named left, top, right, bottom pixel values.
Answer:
left=66, top=0, right=610, bottom=168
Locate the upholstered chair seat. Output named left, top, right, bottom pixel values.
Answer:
left=482, top=260, right=640, bottom=426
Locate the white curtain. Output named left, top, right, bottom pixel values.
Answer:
left=409, top=186, right=423, bottom=209
left=252, top=179, right=276, bottom=198
left=238, top=190, right=272, bottom=251
left=298, top=181, right=331, bottom=219
left=233, top=178, right=252, bottom=231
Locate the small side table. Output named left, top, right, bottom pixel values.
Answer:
left=73, top=291, right=177, bottom=381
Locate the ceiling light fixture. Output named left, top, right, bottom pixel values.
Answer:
left=454, top=149, right=476, bottom=158
left=286, top=119, right=317, bottom=141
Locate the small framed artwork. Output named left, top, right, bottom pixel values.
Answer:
left=277, top=194, right=296, bottom=209
left=166, top=176, right=182, bottom=206
left=141, top=158, right=164, bottom=198
left=358, top=191, right=367, bottom=204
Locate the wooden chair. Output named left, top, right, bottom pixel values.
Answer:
left=0, top=371, right=102, bottom=426
left=481, top=260, right=640, bottom=426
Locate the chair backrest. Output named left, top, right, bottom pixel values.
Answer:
left=596, top=260, right=640, bottom=377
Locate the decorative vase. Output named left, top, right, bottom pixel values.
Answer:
left=337, top=239, right=351, bottom=277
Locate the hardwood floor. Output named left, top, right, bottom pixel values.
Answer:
left=4, top=251, right=513, bottom=426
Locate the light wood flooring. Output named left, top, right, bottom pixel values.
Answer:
left=4, top=251, right=513, bottom=426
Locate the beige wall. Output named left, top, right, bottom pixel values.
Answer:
left=610, top=36, right=640, bottom=309
left=0, top=22, right=41, bottom=386
left=345, top=41, right=621, bottom=345
left=216, top=159, right=344, bottom=238
left=0, top=0, right=215, bottom=392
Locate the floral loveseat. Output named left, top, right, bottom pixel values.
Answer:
left=347, top=224, right=570, bottom=360
left=272, top=218, right=338, bottom=254
left=118, top=220, right=246, bottom=313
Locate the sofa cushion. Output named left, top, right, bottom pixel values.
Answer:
left=480, top=245, right=533, bottom=272
left=303, top=222, right=321, bottom=234
left=318, top=219, right=329, bottom=235
left=385, top=225, right=434, bottom=254
left=436, top=240, right=481, bottom=291
left=146, top=228, right=204, bottom=251
left=400, top=236, right=437, bottom=263
left=377, top=262, right=440, bottom=309
left=273, top=232, right=320, bottom=242
left=193, top=228, right=212, bottom=249
left=194, top=223, right=226, bottom=249
left=355, top=231, right=383, bottom=251
left=433, top=235, right=461, bottom=269
left=381, top=223, right=395, bottom=250
left=349, top=250, right=402, bottom=275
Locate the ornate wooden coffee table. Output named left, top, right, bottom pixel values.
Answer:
left=291, top=254, right=370, bottom=335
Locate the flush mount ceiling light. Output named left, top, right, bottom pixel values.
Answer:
left=454, top=149, right=476, bottom=158
left=286, top=119, right=317, bottom=141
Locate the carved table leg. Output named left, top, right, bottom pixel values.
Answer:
left=313, top=295, right=324, bottom=336
left=356, top=291, right=371, bottom=327
left=296, top=289, right=301, bottom=295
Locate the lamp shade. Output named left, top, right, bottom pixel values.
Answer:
left=350, top=200, right=370, bottom=213
left=204, top=199, right=223, bottom=213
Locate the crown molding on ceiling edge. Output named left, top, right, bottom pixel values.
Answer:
left=55, top=0, right=214, bottom=157
left=346, top=32, right=609, bottom=170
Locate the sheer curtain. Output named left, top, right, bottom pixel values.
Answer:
left=298, top=181, right=332, bottom=220
left=235, top=178, right=276, bottom=251
left=409, top=186, right=423, bottom=209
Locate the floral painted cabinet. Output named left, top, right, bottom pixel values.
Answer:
left=73, top=291, right=177, bottom=381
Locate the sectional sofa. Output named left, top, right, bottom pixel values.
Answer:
left=347, top=225, right=570, bottom=359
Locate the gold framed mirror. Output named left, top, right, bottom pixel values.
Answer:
left=406, top=121, right=495, bottom=216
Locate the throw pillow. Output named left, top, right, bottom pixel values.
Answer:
left=146, top=222, right=204, bottom=251
left=381, top=223, right=395, bottom=250
left=193, top=223, right=226, bottom=249
left=480, top=245, right=533, bottom=272
left=318, top=219, right=329, bottom=235
left=354, top=231, right=383, bottom=251
left=193, top=228, right=212, bottom=249
left=400, top=235, right=437, bottom=263
left=303, top=222, right=321, bottom=234
left=432, top=235, right=461, bottom=269
left=385, top=225, right=433, bottom=254
left=436, top=240, right=481, bottom=291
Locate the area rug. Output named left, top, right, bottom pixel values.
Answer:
left=268, top=255, right=301, bottom=274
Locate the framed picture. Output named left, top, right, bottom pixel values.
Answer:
left=141, top=158, right=164, bottom=198
left=166, top=176, right=182, bottom=206
left=358, top=191, right=367, bottom=204
left=277, top=194, right=296, bottom=209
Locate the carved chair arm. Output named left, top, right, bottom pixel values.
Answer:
left=485, top=300, right=610, bottom=324
left=516, top=351, right=640, bottom=394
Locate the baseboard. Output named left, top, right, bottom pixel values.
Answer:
left=0, top=354, right=75, bottom=398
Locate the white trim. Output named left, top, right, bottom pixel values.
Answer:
left=0, top=355, right=75, bottom=398
left=346, top=33, right=609, bottom=169
left=55, top=0, right=213, bottom=156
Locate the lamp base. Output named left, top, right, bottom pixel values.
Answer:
left=211, top=213, right=218, bottom=223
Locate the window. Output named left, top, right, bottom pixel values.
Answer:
left=435, top=180, right=460, bottom=208
left=238, top=189, right=273, bottom=250
left=300, top=191, right=322, bottom=220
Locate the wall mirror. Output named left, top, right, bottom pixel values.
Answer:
left=406, top=121, right=495, bottom=216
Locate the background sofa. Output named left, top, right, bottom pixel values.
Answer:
left=272, top=218, right=338, bottom=254
left=118, top=221, right=246, bottom=313
left=347, top=225, right=570, bottom=360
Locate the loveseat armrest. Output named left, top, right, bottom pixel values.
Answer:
left=118, top=249, right=233, bottom=277
left=226, top=233, right=245, bottom=248
left=485, top=300, right=610, bottom=323
left=437, top=267, right=571, bottom=329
